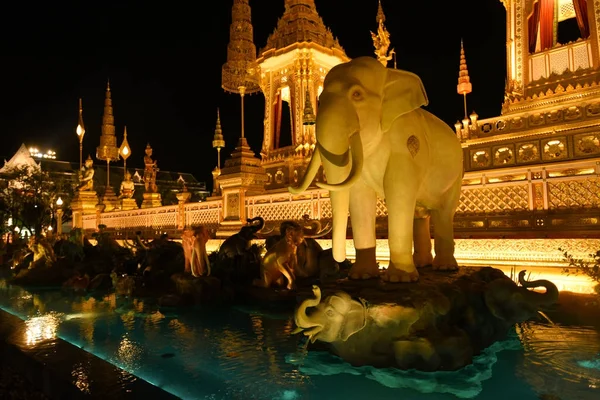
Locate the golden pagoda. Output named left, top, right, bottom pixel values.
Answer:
left=256, top=0, right=349, bottom=190
left=96, top=81, right=120, bottom=211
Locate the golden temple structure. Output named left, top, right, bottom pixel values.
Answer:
left=77, top=0, right=600, bottom=284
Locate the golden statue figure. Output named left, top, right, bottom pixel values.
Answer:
left=119, top=170, right=135, bottom=199
left=76, top=156, right=95, bottom=192
left=143, top=144, right=159, bottom=193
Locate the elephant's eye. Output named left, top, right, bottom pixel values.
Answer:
left=326, top=309, right=334, bottom=317
left=352, top=90, right=362, bottom=100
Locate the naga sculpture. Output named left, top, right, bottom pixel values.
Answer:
left=218, top=217, right=265, bottom=260
left=293, top=269, right=559, bottom=371
left=265, top=216, right=337, bottom=281
left=254, top=221, right=305, bottom=290
left=27, top=236, right=56, bottom=268
left=289, top=57, right=463, bottom=283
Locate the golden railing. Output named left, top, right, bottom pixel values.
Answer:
left=81, top=159, right=600, bottom=237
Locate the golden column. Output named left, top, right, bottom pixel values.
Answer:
left=96, top=80, right=120, bottom=211
left=217, top=0, right=267, bottom=237
left=212, top=108, right=225, bottom=196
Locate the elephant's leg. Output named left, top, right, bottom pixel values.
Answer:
left=382, top=169, right=419, bottom=283
left=348, top=180, right=379, bottom=280
left=431, top=182, right=461, bottom=271
left=413, top=216, right=433, bottom=268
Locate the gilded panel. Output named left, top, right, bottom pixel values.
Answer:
left=573, top=132, right=600, bottom=157
left=469, top=149, right=491, bottom=169
left=492, top=144, right=516, bottom=166
left=547, top=178, right=600, bottom=209
left=458, top=185, right=529, bottom=213
left=541, top=137, right=568, bottom=161
left=516, top=141, right=540, bottom=163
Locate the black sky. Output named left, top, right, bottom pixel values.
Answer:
left=0, top=0, right=506, bottom=185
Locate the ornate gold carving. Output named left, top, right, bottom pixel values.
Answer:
left=574, top=133, right=600, bottom=156
left=493, top=146, right=515, bottom=165
left=542, top=138, right=567, bottom=160
left=533, top=182, right=544, bottom=210
left=407, top=135, right=420, bottom=158
left=227, top=193, right=240, bottom=218
left=457, top=185, right=529, bottom=214
left=470, top=150, right=491, bottom=168
left=259, top=0, right=344, bottom=54
left=489, top=219, right=530, bottom=228
left=517, top=143, right=540, bottom=163
left=547, top=178, right=600, bottom=209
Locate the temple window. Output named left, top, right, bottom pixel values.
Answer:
left=528, top=0, right=590, bottom=53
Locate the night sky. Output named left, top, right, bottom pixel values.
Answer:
left=0, top=0, right=506, bottom=185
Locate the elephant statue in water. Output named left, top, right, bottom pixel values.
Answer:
left=289, top=57, right=463, bottom=283
left=484, top=270, right=559, bottom=325
left=218, top=217, right=265, bottom=260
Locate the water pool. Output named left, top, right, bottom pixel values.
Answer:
left=0, top=280, right=598, bottom=400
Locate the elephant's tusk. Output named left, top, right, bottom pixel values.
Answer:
left=291, top=327, right=304, bottom=335
left=316, top=131, right=364, bottom=192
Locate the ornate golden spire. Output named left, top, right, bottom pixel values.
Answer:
left=302, top=85, right=316, bottom=126
left=260, top=0, right=344, bottom=54
left=96, top=80, right=119, bottom=162
left=222, top=0, right=260, bottom=96
left=376, top=0, right=385, bottom=23
left=371, top=0, right=394, bottom=67
left=212, top=108, right=225, bottom=149
left=457, top=39, right=473, bottom=119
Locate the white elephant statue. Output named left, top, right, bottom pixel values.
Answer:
left=289, top=57, right=463, bottom=282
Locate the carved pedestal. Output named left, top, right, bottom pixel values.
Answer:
left=141, top=192, right=162, bottom=209
left=120, top=198, right=138, bottom=211
left=176, top=191, right=192, bottom=229
left=71, top=190, right=98, bottom=229
left=99, top=186, right=119, bottom=212
left=216, top=137, right=267, bottom=238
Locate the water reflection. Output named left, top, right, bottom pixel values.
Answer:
left=25, top=312, right=62, bottom=346
left=516, top=322, right=600, bottom=399
left=71, top=361, right=91, bottom=394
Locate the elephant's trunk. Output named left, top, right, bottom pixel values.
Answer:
left=294, top=285, right=323, bottom=332
left=316, top=132, right=364, bottom=192
left=518, top=270, right=559, bottom=307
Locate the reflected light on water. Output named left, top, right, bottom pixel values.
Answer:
left=117, top=334, right=142, bottom=370
left=516, top=322, right=600, bottom=398
left=25, top=312, right=62, bottom=346
left=71, top=362, right=91, bottom=394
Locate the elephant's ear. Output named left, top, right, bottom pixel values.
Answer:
left=340, top=298, right=367, bottom=341
left=381, top=69, right=429, bottom=133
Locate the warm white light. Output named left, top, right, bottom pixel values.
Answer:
left=47, top=226, right=53, bottom=231
left=56, top=197, right=63, bottom=207
left=76, top=124, right=83, bottom=136
left=122, top=147, right=129, bottom=155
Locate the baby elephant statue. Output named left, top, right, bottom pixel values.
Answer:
left=288, top=56, right=464, bottom=283
left=254, top=221, right=305, bottom=290
left=294, top=285, right=434, bottom=369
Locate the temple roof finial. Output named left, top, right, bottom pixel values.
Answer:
left=371, top=0, right=393, bottom=67
left=457, top=39, right=473, bottom=119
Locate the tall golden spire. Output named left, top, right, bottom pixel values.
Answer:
left=222, top=0, right=260, bottom=140
left=96, top=80, right=120, bottom=187
left=457, top=40, right=473, bottom=119
left=371, top=0, right=394, bottom=68
left=261, top=0, right=343, bottom=54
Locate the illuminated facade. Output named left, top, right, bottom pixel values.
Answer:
left=79, top=0, right=600, bottom=279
